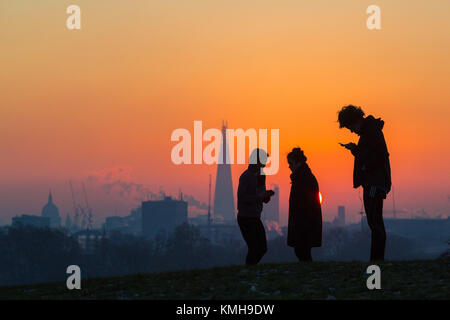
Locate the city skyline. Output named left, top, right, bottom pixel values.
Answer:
left=2, top=171, right=447, bottom=229
left=1, top=1, right=449, bottom=225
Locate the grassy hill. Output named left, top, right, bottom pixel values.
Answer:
left=0, top=260, right=448, bottom=300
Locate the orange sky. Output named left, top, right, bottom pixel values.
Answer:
left=1, top=0, right=449, bottom=225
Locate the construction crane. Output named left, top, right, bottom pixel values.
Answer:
left=68, top=180, right=93, bottom=232
left=82, top=182, right=93, bottom=231
left=69, top=180, right=80, bottom=231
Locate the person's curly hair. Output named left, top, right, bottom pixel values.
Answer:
left=287, top=147, right=307, bottom=164
left=337, top=105, right=365, bottom=128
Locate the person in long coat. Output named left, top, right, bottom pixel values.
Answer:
left=287, top=148, right=322, bottom=261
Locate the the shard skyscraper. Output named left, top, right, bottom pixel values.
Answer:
left=213, top=121, right=235, bottom=222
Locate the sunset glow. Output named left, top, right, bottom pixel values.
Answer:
left=0, top=0, right=449, bottom=226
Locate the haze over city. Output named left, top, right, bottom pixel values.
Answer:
left=1, top=0, right=449, bottom=226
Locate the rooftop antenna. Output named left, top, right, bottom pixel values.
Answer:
left=208, top=174, right=212, bottom=225
left=392, top=186, right=397, bottom=219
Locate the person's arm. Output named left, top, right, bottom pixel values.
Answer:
left=340, top=142, right=359, bottom=156
left=350, top=144, right=359, bottom=157
left=259, top=175, right=274, bottom=204
left=237, top=174, right=258, bottom=204
left=364, top=129, right=388, bottom=171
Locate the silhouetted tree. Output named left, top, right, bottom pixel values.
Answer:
left=0, top=226, right=81, bottom=286
left=165, top=223, right=212, bottom=269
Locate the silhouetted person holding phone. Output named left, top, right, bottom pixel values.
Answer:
left=287, top=148, right=322, bottom=261
left=338, top=105, right=391, bottom=261
left=237, top=148, right=275, bottom=265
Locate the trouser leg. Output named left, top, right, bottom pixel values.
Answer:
left=364, top=188, right=386, bottom=261
left=238, top=217, right=267, bottom=265
left=253, top=218, right=267, bottom=263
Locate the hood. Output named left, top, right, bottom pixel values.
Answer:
left=362, top=115, right=385, bottom=133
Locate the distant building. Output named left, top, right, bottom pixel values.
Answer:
left=197, top=223, right=242, bottom=244
left=73, top=229, right=103, bottom=254
left=12, top=215, right=50, bottom=228
left=104, top=207, right=142, bottom=236
left=41, top=191, right=61, bottom=228
left=125, top=207, right=142, bottom=235
left=332, top=206, right=346, bottom=227
left=262, top=184, right=279, bottom=224
left=189, top=214, right=209, bottom=226
left=142, top=196, right=188, bottom=239
left=105, top=216, right=125, bottom=233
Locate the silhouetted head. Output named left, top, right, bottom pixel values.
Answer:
left=249, top=148, right=269, bottom=169
left=287, top=147, right=307, bottom=172
left=338, top=105, right=365, bottom=134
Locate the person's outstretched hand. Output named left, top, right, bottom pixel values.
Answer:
left=339, top=142, right=357, bottom=152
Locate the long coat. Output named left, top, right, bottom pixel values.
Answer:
left=287, top=164, right=322, bottom=248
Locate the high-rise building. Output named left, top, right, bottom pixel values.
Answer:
left=333, top=205, right=346, bottom=227
left=141, top=196, right=188, bottom=239
left=262, top=184, right=279, bottom=223
left=213, top=121, right=235, bottom=222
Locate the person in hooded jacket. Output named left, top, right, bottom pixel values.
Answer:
left=338, top=105, right=392, bottom=261
left=287, top=148, right=322, bottom=261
